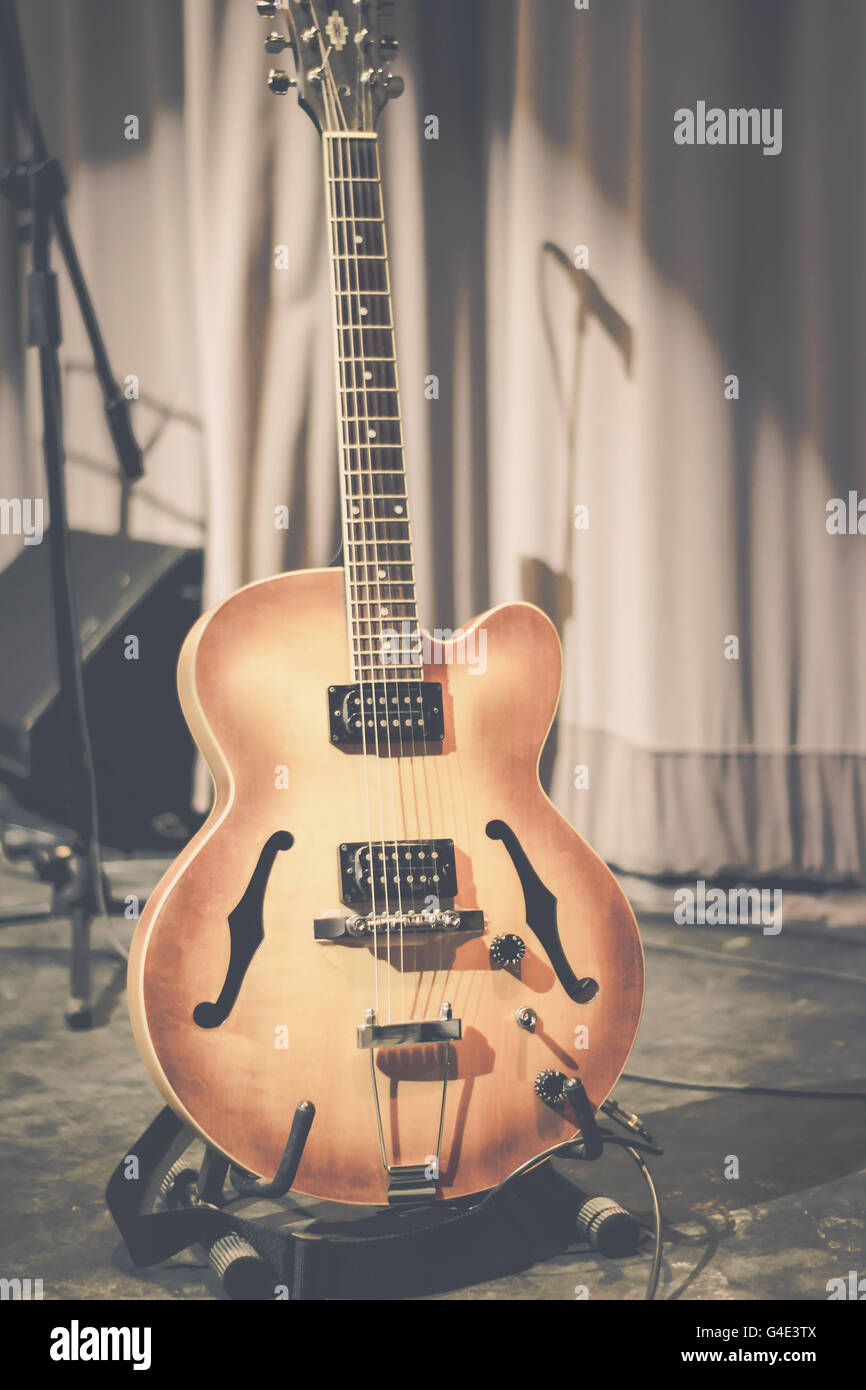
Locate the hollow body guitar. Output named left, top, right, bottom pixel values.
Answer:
left=128, top=0, right=644, bottom=1205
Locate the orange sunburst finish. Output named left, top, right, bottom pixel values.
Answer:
left=128, top=567, right=644, bottom=1203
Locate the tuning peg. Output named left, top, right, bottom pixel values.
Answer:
left=267, top=69, right=296, bottom=94
left=256, top=1, right=278, bottom=16
left=383, top=74, right=405, bottom=100
left=264, top=32, right=292, bottom=54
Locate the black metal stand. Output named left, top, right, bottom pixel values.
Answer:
left=0, top=0, right=143, bottom=1026
left=107, top=1088, right=662, bottom=1301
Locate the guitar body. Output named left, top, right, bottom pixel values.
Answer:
left=129, top=566, right=644, bottom=1203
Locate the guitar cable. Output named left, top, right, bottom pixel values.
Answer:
left=474, top=1112, right=665, bottom=1301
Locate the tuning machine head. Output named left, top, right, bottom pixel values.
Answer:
left=265, top=31, right=295, bottom=55
left=267, top=68, right=296, bottom=95
left=382, top=73, right=404, bottom=101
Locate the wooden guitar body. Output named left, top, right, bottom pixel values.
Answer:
left=129, top=566, right=644, bottom=1204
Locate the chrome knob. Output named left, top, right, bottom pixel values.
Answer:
left=489, top=933, right=526, bottom=967
left=534, top=1068, right=567, bottom=1106
left=515, top=1006, right=537, bottom=1032
left=267, top=69, right=294, bottom=94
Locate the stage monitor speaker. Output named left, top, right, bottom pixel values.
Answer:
left=0, top=530, right=203, bottom=850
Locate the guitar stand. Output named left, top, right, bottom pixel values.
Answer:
left=107, top=1084, right=663, bottom=1301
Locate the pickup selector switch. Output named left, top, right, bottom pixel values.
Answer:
left=489, top=933, right=526, bottom=967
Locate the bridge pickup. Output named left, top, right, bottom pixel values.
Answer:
left=315, top=907, right=484, bottom=941
left=357, top=1017, right=462, bottom=1049
left=328, top=682, right=444, bottom=748
left=339, top=838, right=457, bottom=905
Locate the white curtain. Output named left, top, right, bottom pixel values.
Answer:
left=2, top=0, right=865, bottom=882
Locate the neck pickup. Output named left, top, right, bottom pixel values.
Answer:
left=328, top=681, right=444, bottom=748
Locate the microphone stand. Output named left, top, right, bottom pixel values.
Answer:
left=0, top=0, right=144, bottom=1027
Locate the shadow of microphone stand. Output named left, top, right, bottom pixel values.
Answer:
left=524, top=242, right=634, bottom=793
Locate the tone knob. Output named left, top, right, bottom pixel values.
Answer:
left=534, top=1069, right=567, bottom=1106
left=489, top=933, right=526, bottom=967
left=267, top=69, right=294, bottom=94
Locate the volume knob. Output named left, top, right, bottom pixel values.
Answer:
left=489, top=933, right=526, bottom=967
left=534, top=1069, right=567, bottom=1106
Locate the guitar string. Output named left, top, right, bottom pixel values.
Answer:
left=318, top=25, right=464, bottom=1157
left=344, top=130, right=414, bottom=1025
left=317, top=23, right=437, bottom=1026
left=319, top=53, right=382, bottom=1017
left=369, top=133, right=441, bottom=1004
left=356, top=131, right=419, bottom=1022
left=338, top=129, right=398, bottom=1024
left=318, top=48, right=394, bottom=1022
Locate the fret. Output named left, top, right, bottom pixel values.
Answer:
left=346, top=540, right=413, bottom=550
left=346, top=494, right=408, bottom=505
left=343, top=474, right=407, bottom=496
left=329, top=185, right=382, bottom=219
left=335, top=298, right=393, bottom=329
left=338, top=328, right=395, bottom=359
left=353, top=603, right=419, bottom=614
left=340, top=370, right=397, bottom=386
left=336, top=261, right=390, bottom=294
left=340, top=401, right=401, bottom=421
left=347, top=561, right=416, bottom=570
left=342, top=441, right=403, bottom=450
left=354, top=667, right=428, bottom=678
left=341, top=416, right=402, bottom=425
left=341, top=423, right=402, bottom=448
left=345, top=502, right=410, bottom=519
left=332, top=221, right=386, bottom=257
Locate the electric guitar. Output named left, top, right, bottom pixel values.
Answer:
left=128, top=0, right=644, bottom=1205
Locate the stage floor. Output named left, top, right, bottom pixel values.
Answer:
left=1, top=856, right=864, bottom=1301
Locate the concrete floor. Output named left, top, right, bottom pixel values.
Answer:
left=1, top=856, right=864, bottom=1301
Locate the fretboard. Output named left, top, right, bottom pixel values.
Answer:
left=323, top=132, right=421, bottom=682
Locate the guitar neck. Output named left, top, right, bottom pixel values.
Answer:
left=323, top=132, right=422, bottom=682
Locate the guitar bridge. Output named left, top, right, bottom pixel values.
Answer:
left=357, top=1014, right=462, bottom=1050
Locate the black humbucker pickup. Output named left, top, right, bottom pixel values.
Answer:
left=328, top=682, right=444, bottom=748
left=339, top=839, right=457, bottom=905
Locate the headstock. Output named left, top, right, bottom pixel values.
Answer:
left=256, top=1, right=404, bottom=134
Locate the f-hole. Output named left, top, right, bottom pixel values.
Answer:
left=193, top=831, right=293, bottom=1029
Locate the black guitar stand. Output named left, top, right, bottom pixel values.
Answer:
left=107, top=1082, right=663, bottom=1301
